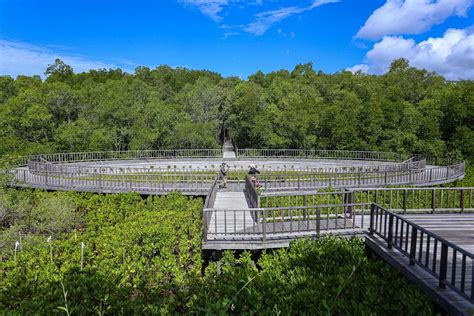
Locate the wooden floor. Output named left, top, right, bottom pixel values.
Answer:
left=222, top=140, right=236, bottom=159
left=402, top=213, right=474, bottom=253
left=208, top=191, right=255, bottom=235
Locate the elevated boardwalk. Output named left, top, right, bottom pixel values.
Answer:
left=222, top=140, right=236, bottom=159
left=208, top=191, right=255, bottom=236
left=366, top=212, right=474, bottom=315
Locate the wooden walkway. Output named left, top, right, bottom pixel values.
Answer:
left=222, top=140, right=236, bottom=159
left=208, top=191, right=255, bottom=236
left=402, top=213, right=474, bottom=253
left=204, top=210, right=474, bottom=314
left=366, top=213, right=474, bottom=315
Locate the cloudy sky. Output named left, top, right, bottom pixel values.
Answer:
left=0, top=0, right=473, bottom=79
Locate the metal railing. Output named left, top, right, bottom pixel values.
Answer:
left=12, top=168, right=217, bottom=194
left=238, top=149, right=409, bottom=161
left=26, top=157, right=426, bottom=177
left=203, top=201, right=371, bottom=242
left=204, top=188, right=474, bottom=241
left=261, top=187, right=474, bottom=215
left=258, top=161, right=465, bottom=190
left=369, top=204, right=473, bottom=303
left=26, top=149, right=223, bottom=166
left=203, top=178, right=219, bottom=242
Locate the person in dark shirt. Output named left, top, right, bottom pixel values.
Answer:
left=248, top=164, right=260, bottom=187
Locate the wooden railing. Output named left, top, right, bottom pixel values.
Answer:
left=369, top=204, right=473, bottom=303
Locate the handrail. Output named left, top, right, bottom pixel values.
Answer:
left=26, top=157, right=427, bottom=177
left=203, top=177, right=219, bottom=242
left=369, top=204, right=474, bottom=302
left=24, top=149, right=223, bottom=166
left=12, top=169, right=217, bottom=194
left=261, top=187, right=474, bottom=215
left=258, top=161, right=465, bottom=190
left=238, top=149, right=409, bottom=162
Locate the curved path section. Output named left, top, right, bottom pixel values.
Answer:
left=10, top=147, right=465, bottom=195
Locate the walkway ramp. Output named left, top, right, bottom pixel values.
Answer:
left=223, top=140, right=236, bottom=159
left=208, top=191, right=255, bottom=236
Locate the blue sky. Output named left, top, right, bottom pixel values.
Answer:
left=0, top=0, right=473, bottom=79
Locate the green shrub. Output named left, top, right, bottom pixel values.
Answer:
left=190, top=237, right=434, bottom=315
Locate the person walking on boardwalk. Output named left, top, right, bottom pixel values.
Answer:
left=248, top=164, right=261, bottom=187
left=219, top=162, right=230, bottom=189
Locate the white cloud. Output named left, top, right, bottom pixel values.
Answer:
left=244, top=0, right=339, bottom=35
left=178, top=0, right=231, bottom=21
left=345, top=64, right=369, bottom=73
left=347, top=28, right=474, bottom=80
left=0, top=39, right=123, bottom=78
left=356, top=0, right=473, bottom=40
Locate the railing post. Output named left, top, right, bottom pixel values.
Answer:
left=432, top=189, right=436, bottom=213
left=297, top=174, right=300, bottom=190
left=45, top=165, right=49, bottom=186
left=439, top=243, right=448, bottom=289
left=262, top=209, right=267, bottom=243
left=460, top=189, right=465, bottom=213
left=316, top=207, right=321, bottom=238
left=369, top=204, right=375, bottom=235
left=203, top=211, right=208, bottom=242
left=387, top=214, right=394, bottom=249
left=409, top=227, right=417, bottom=266
left=303, top=195, right=307, bottom=221
left=403, top=189, right=407, bottom=214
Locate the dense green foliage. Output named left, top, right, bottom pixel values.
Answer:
left=0, top=188, right=434, bottom=314
left=1, top=59, right=473, bottom=161
left=0, top=190, right=203, bottom=314
left=192, top=237, right=433, bottom=315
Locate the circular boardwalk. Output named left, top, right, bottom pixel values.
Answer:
left=10, top=147, right=465, bottom=195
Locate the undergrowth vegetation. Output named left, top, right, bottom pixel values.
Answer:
left=0, top=188, right=435, bottom=314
